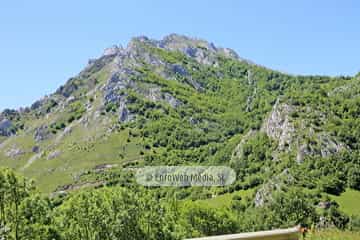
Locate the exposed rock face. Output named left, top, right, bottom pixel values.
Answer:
left=126, top=37, right=164, bottom=68
left=5, top=145, right=24, bottom=158
left=144, top=87, right=162, bottom=102
left=126, top=34, right=244, bottom=69
left=263, top=99, right=346, bottom=163
left=141, top=87, right=182, bottom=108
left=0, top=119, right=14, bottom=136
left=254, top=169, right=294, bottom=207
left=187, top=77, right=204, bottom=91
left=220, top=48, right=240, bottom=59
left=1, top=109, right=20, bottom=122
left=101, top=34, right=228, bottom=112
left=103, top=45, right=121, bottom=56
left=87, top=58, right=97, bottom=65
left=47, top=150, right=61, bottom=160
left=162, top=35, right=218, bottom=65
left=157, top=34, right=234, bottom=66
left=32, top=146, right=40, bottom=153
left=56, top=80, right=79, bottom=98
left=31, top=99, right=44, bottom=110
left=66, top=96, right=76, bottom=104
left=231, top=130, right=256, bottom=161
left=163, top=93, right=182, bottom=108
left=294, top=132, right=345, bottom=163
left=104, top=69, right=136, bottom=104
left=34, top=125, right=52, bottom=142
left=170, top=64, right=188, bottom=76
left=254, top=180, right=280, bottom=207
left=318, top=133, right=345, bottom=157
left=262, top=101, right=295, bottom=151
left=296, top=144, right=310, bottom=163
left=327, top=80, right=360, bottom=98
left=118, top=102, right=130, bottom=122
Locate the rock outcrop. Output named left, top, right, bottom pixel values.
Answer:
left=118, top=102, right=131, bottom=122
left=5, top=145, right=24, bottom=158
left=32, top=146, right=40, bottom=153
left=254, top=169, right=294, bottom=207
left=158, top=34, right=241, bottom=66
left=34, top=125, right=52, bottom=142
left=262, top=99, right=346, bottom=163
left=47, top=150, right=61, bottom=160
left=231, top=130, right=256, bottom=162
left=262, top=100, right=295, bottom=151
left=0, top=119, right=14, bottom=136
left=140, top=87, right=182, bottom=108
left=103, top=45, right=122, bottom=56
left=104, top=69, right=136, bottom=104
left=163, top=92, right=182, bottom=108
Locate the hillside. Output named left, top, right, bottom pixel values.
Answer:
left=0, top=34, right=360, bottom=239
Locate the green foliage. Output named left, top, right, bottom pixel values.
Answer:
left=291, top=151, right=360, bottom=196
left=319, top=176, right=346, bottom=196
left=180, top=202, right=237, bottom=237
left=349, top=215, right=360, bottom=231
left=1, top=166, right=359, bottom=239
left=67, top=101, right=86, bottom=122
left=105, top=102, right=117, bottom=113
left=236, top=188, right=318, bottom=231
left=347, top=167, right=360, bottom=190
left=0, top=168, right=56, bottom=240
left=2, top=36, right=360, bottom=239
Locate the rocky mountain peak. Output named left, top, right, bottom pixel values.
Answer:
left=125, top=34, right=241, bottom=65
left=103, top=45, right=123, bottom=56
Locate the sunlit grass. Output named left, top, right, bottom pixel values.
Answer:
left=331, top=189, right=360, bottom=216
left=196, top=188, right=255, bottom=208
left=306, top=229, right=360, bottom=240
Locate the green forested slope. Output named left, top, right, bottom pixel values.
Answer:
left=0, top=34, right=360, bottom=239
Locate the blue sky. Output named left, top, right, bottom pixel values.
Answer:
left=1, top=0, right=359, bottom=111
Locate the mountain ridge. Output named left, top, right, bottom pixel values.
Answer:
left=0, top=34, right=359, bottom=204
left=0, top=33, right=356, bottom=114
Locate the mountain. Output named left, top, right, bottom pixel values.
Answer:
left=0, top=33, right=360, bottom=202
left=1, top=33, right=360, bottom=239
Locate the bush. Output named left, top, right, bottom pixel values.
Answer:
left=232, top=195, right=242, bottom=201
left=319, top=176, right=345, bottom=196
left=327, top=205, right=349, bottom=229
left=181, top=202, right=238, bottom=237
left=348, top=215, right=360, bottom=231
left=347, top=167, right=360, bottom=190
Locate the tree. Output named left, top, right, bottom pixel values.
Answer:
left=19, top=195, right=60, bottom=240
left=347, top=167, right=360, bottom=190
left=266, top=188, right=318, bottom=228
left=319, top=176, right=345, bottom=195
left=181, top=202, right=237, bottom=238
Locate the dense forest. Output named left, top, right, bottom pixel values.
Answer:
left=0, top=167, right=359, bottom=239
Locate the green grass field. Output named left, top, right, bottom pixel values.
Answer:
left=196, top=188, right=255, bottom=208
left=306, top=230, right=360, bottom=240
left=13, top=125, right=144, bottom=193
left=331, top=189, right=360, bottom=216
